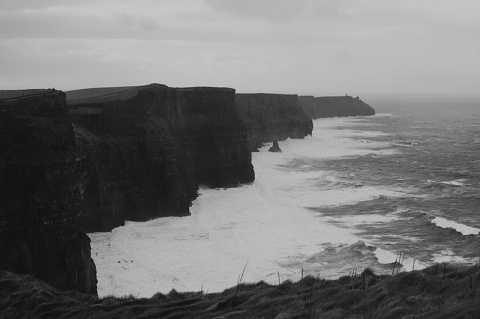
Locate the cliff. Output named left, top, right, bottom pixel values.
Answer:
left=298, top=95, right=375, bottom=119
left=235, top=94, right=313, bottom=150
left=0, top=90, right=97, bottom=294
left=67, top=84, right=255, bottom=232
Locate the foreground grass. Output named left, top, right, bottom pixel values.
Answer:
left=1, top=264, right=480, bottom=318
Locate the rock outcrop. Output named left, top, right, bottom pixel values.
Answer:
left=268, top=141, right=282, bottom=153
left=235, top=94, right=313, bottom=151
left=0, top=90, right=97, bottom=294
left=67, top=84, right=255, bottom=232
left=298, top=95, right=375, bottom=119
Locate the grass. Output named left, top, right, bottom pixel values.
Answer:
left=65, top=85, right=154, bottom=104
left=0, top=89, right=55, bottom=100
left=1, top=263, right=480, bottom=318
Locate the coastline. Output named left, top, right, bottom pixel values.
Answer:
left=89, top=116, right=413, bottom=298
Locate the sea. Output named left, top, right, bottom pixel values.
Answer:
left=90, top=94, right=480, bottom=298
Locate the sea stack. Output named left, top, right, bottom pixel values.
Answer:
left=269, top=141, right=282, bottom=152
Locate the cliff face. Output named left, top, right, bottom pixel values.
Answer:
left=0, top=90, right=97, bottom=294
left=298, top=96, right=375, bottom=119
left=235, top=94, right=313, bottom=151
left=67, top=84, right=254, bottom=232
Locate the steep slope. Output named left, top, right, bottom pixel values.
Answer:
left=0, top=90, right=97, bottom=294
left=67, top=84, right=255, bottom=232
left=299, top=95, right=375, bottom=118
left=235, top=93, right=313, bottom=150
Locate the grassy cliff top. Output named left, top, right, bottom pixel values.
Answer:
left=65, top=85, right=153, bottom=104
left=0, top=89, right=56, bottom=100
left=66, top=84, right=235, bottom=105
left=1, top=263, right=480, bottom=318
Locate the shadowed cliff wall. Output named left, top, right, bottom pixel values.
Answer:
left=299, top=95, right=375, bottom=119
left=0, top=90, right=97, bottom=294
left=67, top=84, right=255, bottom=232
left=235, top=94, right=313, bottom=150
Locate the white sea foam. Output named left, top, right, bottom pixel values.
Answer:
left=440, top=179, right=467, bottom=187
left=431, top=249, right=473, bottom=264
left=322, top=213, right=402, bottom=228
left=374, top=247, right=399, bottom=265
left=374, top=113, right=394, bottom=117
left=431, top=217, right=480, bottom=236
left=90, top=180, right=359, bottom=297
left=344, top=130, right=389, bottom=137
left=90, top=117, right=403, bottom=298
left=374, top=248, right=427, bottom=272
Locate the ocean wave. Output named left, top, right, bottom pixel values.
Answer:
left=440, top=179, right=467, bottom=187
left=374, top=247, right=400, bottom=264
left=297, top=241, right=382, bottom=278
left=422, top=179, right=467, bottom=189
left=431, top=249, right=476, bottom=264
left=393, top=142, right=419, bottom=149
left=431, top=217, right=480, bottom=236
left=306, top=243, right=428, bottom=276
left=374, top=113, right=394, bottom=117
left=347, top=130, right=389, bottom=137
left=321, top=213, right=403, bottom=228
left=373, top=247, right=427, bottom=272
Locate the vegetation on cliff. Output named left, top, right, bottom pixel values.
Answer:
left=1, top=264, right=480, bottom=318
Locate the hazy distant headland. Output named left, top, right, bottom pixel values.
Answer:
left=299, top=95, right=375, bottom=119
left=0, top=84, right=376, bottom=299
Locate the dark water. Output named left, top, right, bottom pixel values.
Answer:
left=304, top=95, right=480, bottom=272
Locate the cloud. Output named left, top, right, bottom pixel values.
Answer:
left=1, top=0, right=480, bottom=93
left=0, top=0, right=81, bottom=10
left=205, top=0, right=310, bottom=22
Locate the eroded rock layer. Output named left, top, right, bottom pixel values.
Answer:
left=299, top=95, right=375, bottom=119
left=67, top=84, right=255, bottom=232
left=0, top=90, right=97, bottom=294
left=235, top=94, right=313, bottom=151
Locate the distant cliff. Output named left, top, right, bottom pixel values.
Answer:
left=0, top=90, right=97, bottom=294
left=235, top=94, right=313, bottom=150
left=67, top=84, right=255, bottom=232
left=298, top=95, right=375, bottom=119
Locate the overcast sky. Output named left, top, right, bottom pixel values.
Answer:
left=1, top=0, right=479, bottom=95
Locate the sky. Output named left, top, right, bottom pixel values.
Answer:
left=1, top=0, right=479, bottom=95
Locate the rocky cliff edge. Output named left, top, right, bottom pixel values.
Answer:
left=0, top=89, right=97, bottom=294
left=235, top=93, right=313, bottom=151
left=67, top=84, right=255, bottom=232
